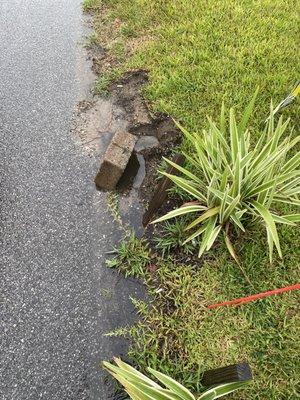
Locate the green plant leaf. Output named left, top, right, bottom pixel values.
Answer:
left=113, top=358, right=161, bottom=388
left=251, top=200, right=282, bottom=258
left=223, top=195, right=241, bottom=222
left=239, top=87, right=259, bottom=134
left=273, top=195, right=300, bottom=206
left=224, top=233, right=240, bottom=264
left=185, top=207, right=220, bottom=231
left=271, top=214, right=297, bottom=226
left=162, top=173, right=206, bottom=202
left=266, top=226, right=274, bottom=264
left=206, top=225, right=222, bottom=250
left=197, top=392, right=215, bottom=400
left=282, top=213, right=300, bottom=222
left=148, top=367, right=195, bottom=400
left=282, top=152, right=300, bottom=174
left=199, top=381, right=250, bottom=399
left=183, top=225, right=206, bottom=244
left=103, top=361, right=161, bottom=389
left=152, top=205, right=207, bottom=225
left=246, top=179, right=276, bottom=198
left=229, top=108, right=239, bottom=163
left=129, top=380, right=180, bottom=400
left=198, top=216, right=217, bottom=257
left=163, top=157, right=203, bottom=185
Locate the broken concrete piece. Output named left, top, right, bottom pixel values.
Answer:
left=134, top=136, right=160, bottom=152
left=132, top=100, right=152, bottom=126
left=94, top=131, right=137, bottom=190
left=111, top=130, right=136, bottom=152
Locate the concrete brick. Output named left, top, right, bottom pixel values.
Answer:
left=94, top=131, right=137, bottom=190
left=111, top=130, right=137, bottom=152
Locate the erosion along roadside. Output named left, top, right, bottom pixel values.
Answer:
left=0, top=1, right=145, bottom=399
left=83, top=1, right=299, bottom=399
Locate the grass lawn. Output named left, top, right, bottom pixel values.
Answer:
left=85, top=0, right=299, bottom=132
left=85, top=0, right=300, bottom=398
left=109, top=231, right=299, bottom=399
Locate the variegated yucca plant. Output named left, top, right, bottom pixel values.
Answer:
left=153, top=91, right=300, bottom=262
left=103, top=358, right=249, bottom=400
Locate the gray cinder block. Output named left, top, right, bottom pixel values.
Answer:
left=94, top=131, right=137, bottom=190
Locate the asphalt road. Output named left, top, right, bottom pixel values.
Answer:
left=0, top=1, right=144, bottom=399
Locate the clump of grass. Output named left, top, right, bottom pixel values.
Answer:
left=106, top=233, right=151, bottom=278
left=94, top=69, right=121, bottom=96
left=107, top=191, right=122, bottom=225
left=110, top=41, right=126, bottom=61
left=94, top=73, right=113, bottom=96
left=106, top=223, right=299, bottom=399
left=82, top=0, right=100, bottom=12
left=85, top=31, right=99, bottom=46
left=154, top=218, right=195, bottom=257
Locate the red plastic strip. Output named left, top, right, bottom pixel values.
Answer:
left=207, top=283, right=300, bottom=309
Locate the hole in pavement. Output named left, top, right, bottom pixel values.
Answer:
left=116, top=152, right=145, bottom=192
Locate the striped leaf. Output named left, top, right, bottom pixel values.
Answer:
left=148, top=368, right=195, bottom=400
left=153, top=97, right=299, bottom=262
left=152, top=205, right=207, bottom=225
left=185, top=207, right=220, bottom=231
left=251, top=200, right=282, bottom=258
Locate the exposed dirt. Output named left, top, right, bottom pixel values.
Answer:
left=71, top=64, right=182, bottom=237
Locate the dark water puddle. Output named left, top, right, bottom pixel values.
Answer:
left=117, top=152, right=141, bottom=191
left=117, top=152, right=146, bottom=237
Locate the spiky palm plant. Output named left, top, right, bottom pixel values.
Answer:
left=103, top=358, right=250, bottom=400
left=152, top=91, right=300, bottom=262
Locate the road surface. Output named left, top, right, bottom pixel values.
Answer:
left=0, top=1, right=143, bottom=399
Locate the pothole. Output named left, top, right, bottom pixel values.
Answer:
left=116, top=152, right=145, bottom=192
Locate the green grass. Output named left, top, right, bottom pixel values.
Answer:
left=110, top=231, right=299, bottom=399
left=87, top=1, right=300, bottom=399
left=106, top=234, right=151, bottom=277
left=85, top=31, right=99, bottom=46
left=91, top=0, right=299, bottom=133
left=154, top=218, right=195, bottom=257
left=94, top=70, right=120, bottom=95
left=82, top=0, right=100, bottom=11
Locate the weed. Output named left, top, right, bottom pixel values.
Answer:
left=120, top=24, right=137, bottom=38
left=154, top=218, right=195, bottom=257
left=107, top=191, right=122, bottom=225
left=85, top=31, right=99, bottom=46
left=126, top=256, right=299, bottom=399
left=106, top=234, right=151, bottom=278
left=94, top=74, right=112, bottom=96
left=82, top=0, right=99, bottom=12
left=94, top=69, right=121, bottom=96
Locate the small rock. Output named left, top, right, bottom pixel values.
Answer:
left=132, top=100, right=152, bottom=126
left=135, top=136, right=160, bottom=152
